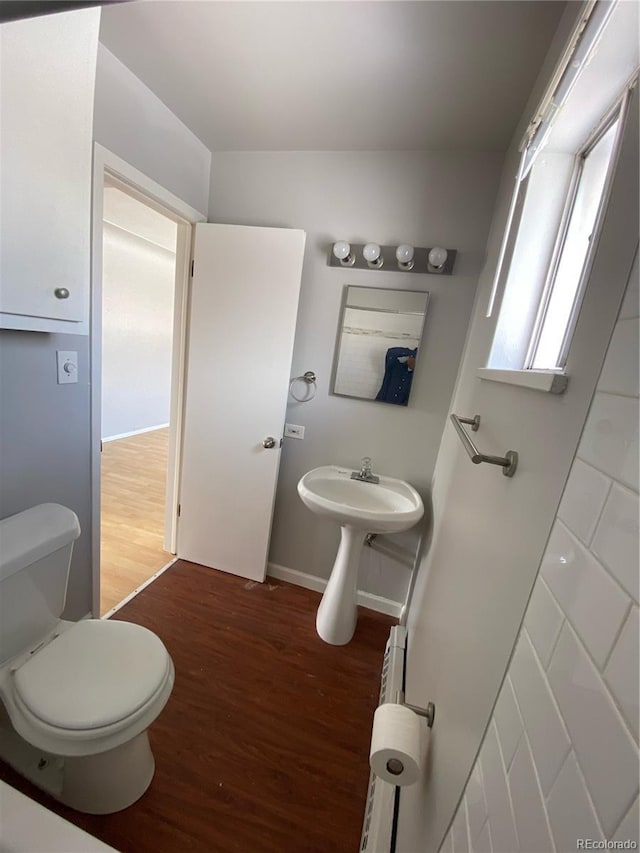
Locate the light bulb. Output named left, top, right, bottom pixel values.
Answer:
left=363, top=243, right=381, bottom=262
left=363, top=243, right=383, bottom=267
left=396, top=244, right=415, bottom=270
left=333, top=240, right=355, bottom=266
left=333, top=241, right=351, bottom=261
left=428, top=247, right=448, bottom=270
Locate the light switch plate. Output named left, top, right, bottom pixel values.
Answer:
left=285, top=423, right=305, bottom=439
left=57, top=350, right=78, bottom=384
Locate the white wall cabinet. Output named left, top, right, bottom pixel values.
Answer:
left=0, top=9, right=100, bottom=334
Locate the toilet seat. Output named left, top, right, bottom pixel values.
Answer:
left=14, top=620, right=171, bottom=730
left=2, top=620, right=174, bottom=757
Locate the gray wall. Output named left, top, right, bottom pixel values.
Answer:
left=0, top=49, right=213, bottom=621
left=209, top=151, right=503, bottom=603
left=0, top=331, right=92, bottom=618
left=397, top=6, right=640, bottom=849
left=94, top=44, right=211, bottom=216
left=443, top=251, right=639, bottom=853
left=102, top=224, right=175, bottom=439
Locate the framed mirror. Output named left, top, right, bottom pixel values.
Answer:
left=332, top=286, right=430, bottom=406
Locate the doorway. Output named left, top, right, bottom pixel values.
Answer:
left=91, top=144, right=206, bottom=618
left=91, top=146, right=305, bottom=616
left=99, top=181, right=178, bottom=614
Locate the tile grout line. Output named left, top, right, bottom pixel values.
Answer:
left=555, top=517, right=638, bottom=617
left=540, top=578, right=638, bottom=737
left=584, top=475, right=614, bottom=551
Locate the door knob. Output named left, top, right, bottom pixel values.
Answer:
left=262, top=437, right=277, bottom=449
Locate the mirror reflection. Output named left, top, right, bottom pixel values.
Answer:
left=332, top=286, right=429, bottom=406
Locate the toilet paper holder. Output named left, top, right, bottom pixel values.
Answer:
left=392, top=690, right=436, bottom=728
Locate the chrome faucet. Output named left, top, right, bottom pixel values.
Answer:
left=351, top=456, right=379, bottom=484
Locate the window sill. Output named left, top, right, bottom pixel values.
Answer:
left=477, top=367, right=569, bottom=395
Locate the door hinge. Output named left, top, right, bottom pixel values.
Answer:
left=190, top=260, right=194, bottom=277
left=177, top=503, right=181, bottom=517
left=100, top=440, right=103, bottom=452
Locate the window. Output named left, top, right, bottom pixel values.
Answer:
left=528, top=113, right=621, bottom=370
left=483, top=0, right=638, bottom=392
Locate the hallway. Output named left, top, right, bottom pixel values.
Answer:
left=100, top=427, right=172, bottom=614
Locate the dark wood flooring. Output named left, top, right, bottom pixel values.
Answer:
left=0, top=561, right=395, bottom=852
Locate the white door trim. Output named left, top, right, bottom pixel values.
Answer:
left=90, top=143, right=207, bottom=617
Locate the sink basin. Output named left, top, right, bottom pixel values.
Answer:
left=298, top=465, right=423, bottom=534
left=297, top=465, right=424, bottom=645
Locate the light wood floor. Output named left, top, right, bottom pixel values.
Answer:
left=100, top=427, right=172, bottom=615
left=0, top=561, right=395, bottom=852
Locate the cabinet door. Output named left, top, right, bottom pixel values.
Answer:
left=0, top=9, right=99, bottom=332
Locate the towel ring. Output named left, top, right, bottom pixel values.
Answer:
left=289, top=371, right=317, bottom=402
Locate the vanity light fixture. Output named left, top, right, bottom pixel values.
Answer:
left=396, top=244, right=415, bottom=271
left=333, top=240, right=355, bottom=267
left=428, top=247, right=448, bottom=272
left=363, top=243, right=383, bottom=269
left=328, top=242, right=456, bottom=274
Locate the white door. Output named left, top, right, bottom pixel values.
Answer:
left=177, top=223, right=306, bottom=581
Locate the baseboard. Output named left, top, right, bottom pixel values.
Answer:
left=267, top=562, right=402, bottom=618
left=102, top=423, right=169, bottom=443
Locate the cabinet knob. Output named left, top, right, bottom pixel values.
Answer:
left=54, top=287, right=70, bottom=300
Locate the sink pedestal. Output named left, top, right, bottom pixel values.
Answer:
left=316, top=525, right=366, bottom=645
left=298, top=465, right=424, bottom=645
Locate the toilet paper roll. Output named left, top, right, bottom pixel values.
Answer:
left=369, top=703, right=424, bottom=786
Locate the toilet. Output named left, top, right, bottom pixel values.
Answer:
left=0, top=503, right=175, bottom=814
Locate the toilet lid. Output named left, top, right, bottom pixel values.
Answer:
left=13, top=620, right=171, bottom=731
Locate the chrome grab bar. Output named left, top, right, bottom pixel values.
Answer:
left=450, top=413, right=518, bottom=478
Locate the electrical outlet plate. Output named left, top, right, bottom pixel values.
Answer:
left=284, top=423, right=305, bottom=439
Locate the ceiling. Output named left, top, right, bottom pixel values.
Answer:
left=99, top=0, right=567, bottom=153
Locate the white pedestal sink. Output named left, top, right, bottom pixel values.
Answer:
left=297, top=465, right=424, bottom=645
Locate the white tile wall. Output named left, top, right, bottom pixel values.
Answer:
left=523, top=579, right=564, bottom=668
left=508, top=737, right=554, bottom=853
left=442, top=829, right=455, bottom=853
left=592, top=483, right=640, bottom=602
left=541, top=521, right=630, bottom=668
left=546, top=753, right=603, bottom=851
left=557, top=459, right=611, bottom=545
left=466, top=763, right=488, bottom=844
left=508, top=632, right=571, bottom=795
left=604, top=606, right=639, bottom=740
left=444, top=269, right=639, bottom=853
left=577, top=393, right=639, bottom=492
left=612, top=798, right=639, bottom=846
left=547, top=625, right=638, bottom=837
left=493, top=676, right=523, bottom=771
left=474, top=820, right=493, bottom=853
left=452, top=800, right=470, bottom=853
left=478, top=724, right=519, bottom=853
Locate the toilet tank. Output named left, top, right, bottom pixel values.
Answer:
left=0, top=504, right=81, bottom=664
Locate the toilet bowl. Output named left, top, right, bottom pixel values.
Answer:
left=0, top=504, right=175, bottom=814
